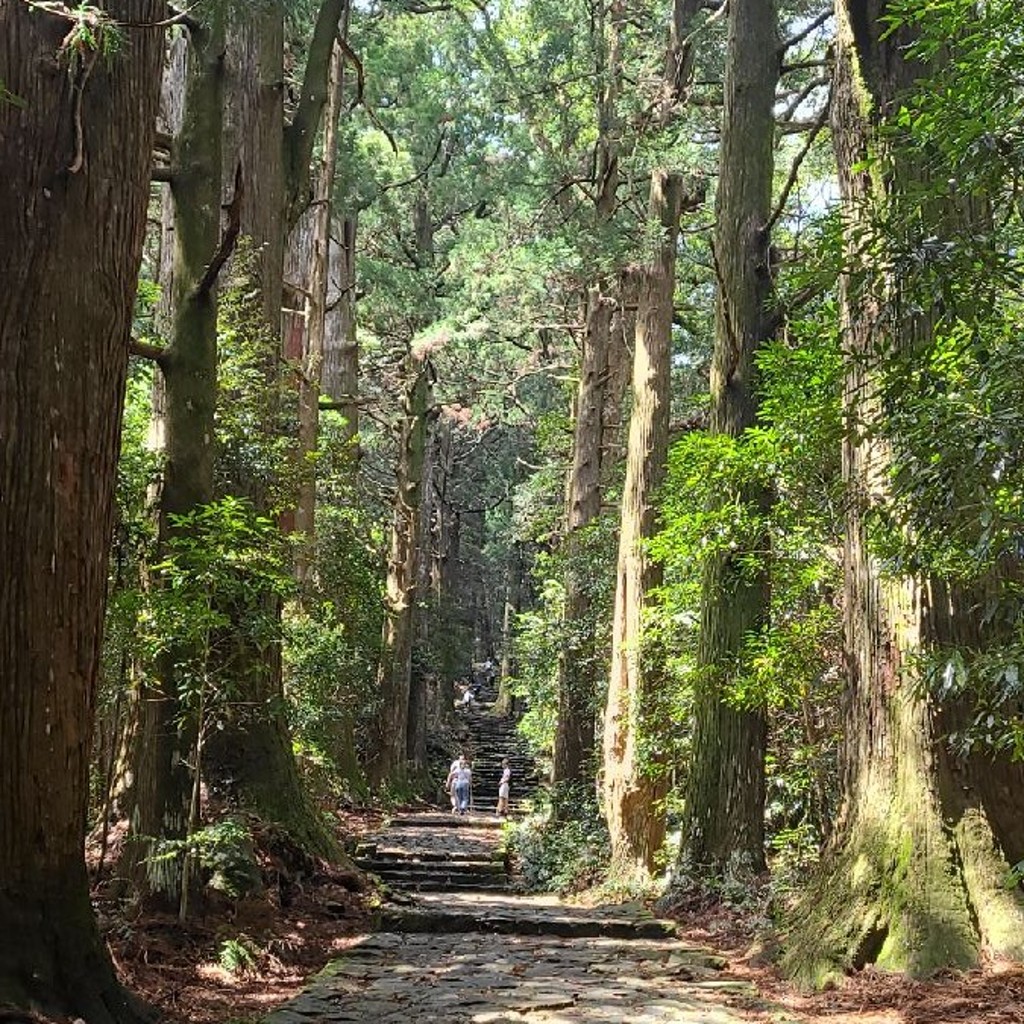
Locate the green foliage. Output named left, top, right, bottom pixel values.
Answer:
left=217, top=935, right=260, bottom=976
left=217, top=248, right=299, bottom=511
left=653, top=303, right=844, bottom=838
left=506, top=794, right=610, bottom=893
left=152, top=818, right=261, bottom=900
left=508, top=573, right=563, bottom=758
left=142, top=497, right=293, bottom=718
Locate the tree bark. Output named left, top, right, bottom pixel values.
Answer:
left=128, top=3, right=226, bottom=904
left=679, top=0, right=779, bottom=881
left=601, top=170, right=685, bottom=876
left=554, top=289, right=612, bottom=793
left=323, top=213, right=360, bottom=464
left=0, top=2, right=163, bottom=1018
left=368, top=352, right=434, bottom=788
left=782, top=0, right=1024, bottom=985
left=295, top=38, right=346, bottom=587
left=553, top=0, right=629, bottom=798
left=204, top=5, right=341, bottom=862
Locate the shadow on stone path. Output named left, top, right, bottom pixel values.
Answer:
left=264, top=812, right=790, bottom=1024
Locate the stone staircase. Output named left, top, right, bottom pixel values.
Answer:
left=354, top=670, right=544, bottom=897
left=354, top=813, right=514, bottom=894
left=452, top=672, right=543, bottom=816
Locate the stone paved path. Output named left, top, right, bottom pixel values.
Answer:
left=265, top=812, right=789, bottom=1023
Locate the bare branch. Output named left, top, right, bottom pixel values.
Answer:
left=129, top=337, right=168, bottom=365
left=194, top=162, right=243, bottom=299
left=782, top=58, right=831, bottom=75
left=767, top=93, right=831, bottom=234
left=776, top=75, right=829, bottom=125
left=779, top=9, right=832, bottom=54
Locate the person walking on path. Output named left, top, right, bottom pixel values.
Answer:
left=447, top=757, right=472, bottom=815
left=446, top=752, right=464, bottom=813
left=496, top=758, right=511, bottom=817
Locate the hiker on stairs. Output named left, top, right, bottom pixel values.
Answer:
left=447, top=756, right=472, bottom=815
left=496, top=758, right=511, bottom=818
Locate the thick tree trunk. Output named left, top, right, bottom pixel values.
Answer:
left=601, top=170, right=684, bottom=876
left=679, top=0, right=778, bottom=880
left=0, top=3, right=163, bottom=1018
left=369, top=353, right=434, bottom=788
left=782, top=0, right=1024, bottom=985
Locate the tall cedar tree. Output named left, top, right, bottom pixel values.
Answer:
left=128, top=4, right=226, bottom=903
left=602, top=170, right=684, bottom=875
left=679, top=0, right=779, bottom=879
left=0, top=2, right=163, bottom=1018
left=782, top=0, right=1024, bottom=983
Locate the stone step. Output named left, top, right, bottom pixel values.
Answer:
left=388, top=812, right=503, bottom=829
left=355, top=845, right=506, bottom=864
left=356, top=858, right=507, bottom=878
left=377, top=905, right=679, bottom=939
left=374, top=873, right=515, bottom=893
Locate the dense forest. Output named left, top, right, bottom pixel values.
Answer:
left=3, top=0, right=1024, bottom=1020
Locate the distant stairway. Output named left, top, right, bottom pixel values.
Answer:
left=454, top=673, right=543, bottom=816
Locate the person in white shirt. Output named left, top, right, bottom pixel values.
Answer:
left=446, top=757, right=472, bottom=814
left=446, top=753, right=464, bottom=812
left=496, top=758, right=511, bottom=817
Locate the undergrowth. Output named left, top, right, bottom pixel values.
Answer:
left=505, top=792, right=610, bottom=893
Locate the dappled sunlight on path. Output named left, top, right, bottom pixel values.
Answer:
left=264, top=811, right=792, bottom=1023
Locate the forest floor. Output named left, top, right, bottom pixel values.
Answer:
left=90, top=809, right=1024, bottom=1024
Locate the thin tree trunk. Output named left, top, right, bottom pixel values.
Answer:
left=369, top=353, right=434, bottom=788
left=601, top=170, right=685, bottom=877
left=128, top=7, right=226, bottom=903
left=0, top=3, right=163, bottom=1017
left=554, top=289, right=611, bottom=794
left=296, top=39, right=346, bottom=587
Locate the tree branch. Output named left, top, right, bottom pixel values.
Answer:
left=194, top=161, right=243, bottom=299
left=767, top=94, right=830, bottom=234
left=336, top=33, right=365, bottom=109
left=377, top=129, right=447, bottom=196
left=779, top=9, right=831, bottom=54
left=283, top=0, right=349, bottom=225
left=129, top=337, right=168, bottom=365
left=781, top=58, right=831, bottom=75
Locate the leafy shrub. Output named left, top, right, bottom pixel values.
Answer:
left=218, top=935, right=259, bottom=976
left=507, top=796, right=610, bottom=894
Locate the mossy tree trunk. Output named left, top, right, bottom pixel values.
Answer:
left=679, top=0, right=779, bottom=881
left=128, top=6, right=226, bottom=903
left=0, top=2, right=163, bottom=1018
left=601, top=170, right=685, bottom=877
left=782, top=0, right=1024, bottom=986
